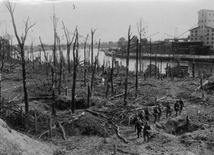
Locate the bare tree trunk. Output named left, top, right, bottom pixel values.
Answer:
left=21, top=45, right=29, bottom=113
left=39, top=36, right=49, bottom=79
left=52, top=6, right=58, bottom=68
left=58, top=37, right=63, bottom=95
left=0, top=42, right=5, bottom=72
left=5, top=2, right=35, bottom=114
left=90, top=39, right=100, bottom=97
left=124, top=26, right=131, bottom=104
left=84, top=35, right=89, bottom=87
left=155, top=44, right=158, bottom=78
left=150, top=39, right=152, bottom=78
left=135, top=39, right=139, bottom=98
left=62, top=22, right=75, bottom=74
left=91, top=30, right=94, bottom=67
left=51, top=64, right=56, bottom=116
left=0, top=74, right=1, bottom=106
left=71, top=29, right=78, bottom=113
left=111, top=53, right=114, bottom=95
left=87, top=84, right=91, bottom=107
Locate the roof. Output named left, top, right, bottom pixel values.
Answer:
left=198, top=9, right=214, bottom=13
left=205, top=26, right=214, bottom=29
left=189, top=27, right=199, bottom=31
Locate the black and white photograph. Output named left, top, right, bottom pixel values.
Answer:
left=0, top=0, right=214, bottom=154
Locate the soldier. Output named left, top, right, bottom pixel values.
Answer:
left=136, top=119, right=143, bottom=138
left=138, top=110, right=144, bottom=121
left=157, top=104, right=162, bottom=122
left=166, top=102, right=172, bottom=119
left=132, top=114, right=139, bottom=132
left=178, top=98, right=184, bottom=115
left=153, top=106, right=159, bottom=124
left=174, top=100, right=180, bottom=116
left=143, top=121, right=151, bottom=142
left=144, top=106, right=150, bottom=122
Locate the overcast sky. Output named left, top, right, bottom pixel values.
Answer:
left=0, top=0, right=214, bottom=45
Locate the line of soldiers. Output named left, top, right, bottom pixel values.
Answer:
left=132, top=98, right=184, bottom=142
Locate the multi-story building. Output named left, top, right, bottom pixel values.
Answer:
left=190, top=9, right=214, bottom=51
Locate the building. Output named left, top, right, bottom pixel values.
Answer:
left=190, top=9, right=214, bottom=51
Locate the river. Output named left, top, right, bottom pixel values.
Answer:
left=20, top=48, right=214, bottom=76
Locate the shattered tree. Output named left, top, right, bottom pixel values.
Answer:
left=5, top=1, right=36, bottom=114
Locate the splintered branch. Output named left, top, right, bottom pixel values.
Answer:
left=58, top=121, right=66, bottom=140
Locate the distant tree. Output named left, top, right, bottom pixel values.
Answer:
left=5, top=1, right=36, bottom=114
left=117, top=37, right=127, bottom=49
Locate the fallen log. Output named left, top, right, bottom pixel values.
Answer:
left=109, top=89, right=133, bottom=100
left=58, top=121, right=66, bottom=140
left=140, top=83, right=157, bottom=87
left=28, top=96, right=52, bottom=101
left=38, top=124, right=56, bottom=139
left=85, top=109, right=108, bottom=119
left=67, top=112, right=85, bottom=123
left=111, top=122, right=128, bottom=144
left=157, top=95, right=168, bottom=102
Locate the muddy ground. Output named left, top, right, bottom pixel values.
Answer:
left=1, top=62, right=214, bottom=155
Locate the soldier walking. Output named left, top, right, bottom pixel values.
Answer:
left=166, top=102, right=172, bottom=119
left=178, top=98, right=184, bottom=115
left=143, top=121, right=151, bottom=142
left=174, top=100, right=180, bottom=116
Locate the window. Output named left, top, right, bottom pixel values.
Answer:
left=207, top=29, right=210, bottom=32
left=195, top=38, right=197, bottom=40
left=207, top=37, right=209, bottom=40
left=212, top=33, right=214, bottom=36
left=195, top=34, right=197, bottom=36
left=212, top=30, right=214, bottom=32
left=207, top=42, right=209, bottom=44
left=195, top=31, right=197, bottom=33
left=212, top=38, right=214, bottom=40
left=211, top=42, right=213, bottom=44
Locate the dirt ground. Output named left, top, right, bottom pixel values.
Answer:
left=1, top=63, right=214, bottom=155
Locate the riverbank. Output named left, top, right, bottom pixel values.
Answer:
left=105, top=51, right=214, bottom=63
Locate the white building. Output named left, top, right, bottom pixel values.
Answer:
left=190, top=9, right=214, bottom=50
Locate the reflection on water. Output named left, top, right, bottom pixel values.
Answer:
left=105, top=54, right=214, bottom=76
left=28, top=49, right=214, bottom=76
